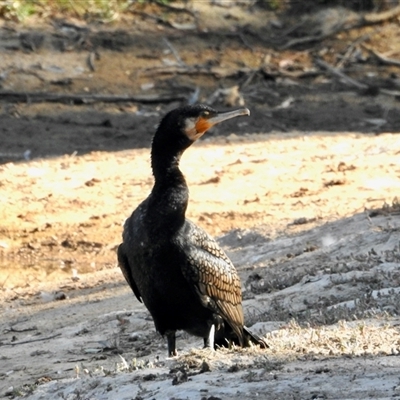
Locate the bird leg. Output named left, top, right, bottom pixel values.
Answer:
left=203, top=324, right=215, bottom=350
left=166, top=330, right=177, bottom=357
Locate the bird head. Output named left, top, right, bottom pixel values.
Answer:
left=151, top=104, right=250, bottom=172
left=181, top=104, right=250, bottom=141
left=151, top=104, right=250, bottom=182
left=154, top=104, right=250, bottom=148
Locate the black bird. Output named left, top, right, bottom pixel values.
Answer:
left=118, top=104, right=266, bottom=356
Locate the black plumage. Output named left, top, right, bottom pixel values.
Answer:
left=118, top=104, right=267, bottom=356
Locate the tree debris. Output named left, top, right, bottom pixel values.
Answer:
left=163, top=37, right=186, bottom=67
left=362, top=44, right=400, bottom=68
left=0, top=91, right=186, bottom=104
left=2, top=333, right=62, bottom=346
left=281, top=6, right=400, bottom=50
left=315, top=58, right=400, bottom=97
left=363, top=5, right=400, bottom=25
left=314, top=58, right=367, bottom=90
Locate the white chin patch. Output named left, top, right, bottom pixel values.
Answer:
left=185, top=117, right=201, bottom=141
left=185, top=117, right=196, bottom=132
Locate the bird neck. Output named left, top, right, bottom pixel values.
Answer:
left=149, top=147, right=189, bottom=231
left=151, top=147, right=185, bottom=183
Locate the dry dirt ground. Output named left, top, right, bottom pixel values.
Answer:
left=1, top=2, right=400, bottom=399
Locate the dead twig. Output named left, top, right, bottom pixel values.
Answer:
left=237, top=33, right=254, bottom=52
left=143, top=65, right=252, bottom=79
left=241, top=69, right=258, bottom=89
left=281, top=19, right=307, bottom=37
left=315, top=58, right=400, bottom=97
left=281, top=8, right=356, bottom=50
left=187, top=87, right=200, bottom=105
left=87, top=51, right=100, bottom=72
left=363, top=5, right=400, bottom=24
left=281, top=33, right=332, bottom=50
left=148, top=62, right=320, bottom=82
left=132, top=11, right=171, bottom=27
left=378, top=88, right=400, bottom=96
left=0, top=273, right=10, bottom=289
left=133, top=11, right=196, bottom=30
left=281, top=6, right=400, bottom=50
left=8, top=68, right=46, bottom=82
left=314, top=58, right=367, bottom=90
left=163, top=38, right=185, bottom=67
left=153, top=0, right=196, bottom=17
left=262, top=67, right=321, bottom=80
left=0, top=91, right=186, bottom=104
left=361, top=44, right=400, bottom=68
left=5, top=325, right=38, bottom=333
left=2, top=333, right=61, bottom=346
left=336, top=32, right=373, bottom=68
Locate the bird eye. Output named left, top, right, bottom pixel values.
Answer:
left=202, top=111, right=209, bottom=117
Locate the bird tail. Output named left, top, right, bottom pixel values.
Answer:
left=214, top=323, right=268, bottom=349
left=243, top=326, right=269, bottom=349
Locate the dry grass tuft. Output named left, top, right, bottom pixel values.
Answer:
left=174, top=320, right=400, bottom=374
left=266, top=320, right=400, bottom=357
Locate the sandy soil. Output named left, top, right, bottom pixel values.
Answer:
left=1, top=2, right=400, bottom=399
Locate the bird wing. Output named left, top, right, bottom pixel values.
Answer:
left=179, top=220, right=244, bottom=331
left=117, top=243, right=143, bottom=303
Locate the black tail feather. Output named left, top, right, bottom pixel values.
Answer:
left=243, top=326, right=269, bottom=349
left=213, top=323, right=268, bottom=349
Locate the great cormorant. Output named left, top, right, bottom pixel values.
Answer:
left=118, top=104, right=266, bottom=356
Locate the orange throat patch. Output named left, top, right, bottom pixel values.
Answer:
left=195, top=117, right=212, bottom=135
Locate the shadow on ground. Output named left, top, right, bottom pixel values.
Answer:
left=1, top=4, right=400, bottom=163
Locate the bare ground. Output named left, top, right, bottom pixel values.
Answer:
left=1, top=2, right=400, bottom=399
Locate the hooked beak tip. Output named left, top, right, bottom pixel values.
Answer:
left=207, top=107, right=251, bottom=126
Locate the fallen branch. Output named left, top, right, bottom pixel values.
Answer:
left=5, top=325, right=38, bottom=333
left=143, top=65, right=252, bottom=79
left=2, top=333, right=61, bottom=346
left=281, top=33, right=332, bottom=50
left=336, top=32, right=373, bottom=68
left=363, top=5, right=400, bottom=24
left=315, top=58, right=400, bottom=97
left=378, top=88, right=400, bottom=96
left=145, top=63, right=318, bottom=82
left=0, top=91, right=186, bottom=104
left=163, top=37, right=186, bottom=67
left=281, top=8, right=357, bottom=50
left=314, top=58, right=367, bottom=90
left=361, top=44, right=400, bottom=67
left=153, top=0, right=198, bottom=20
left=281, top=6, right=400, bottom=50
left=262, top=67, right=321, bottom=80
left=87, top=51, right=100, bottom=72
left=236, top=33, right=254, bottom=52
left=133, top=11, right=196, bottom=30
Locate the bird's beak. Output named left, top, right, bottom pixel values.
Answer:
left=195, top=108, right=250, bottom=134
left=207, top=108, right=250, bottom=126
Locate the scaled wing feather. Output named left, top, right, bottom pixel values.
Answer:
left=181, top=221, right=244, bottom=330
